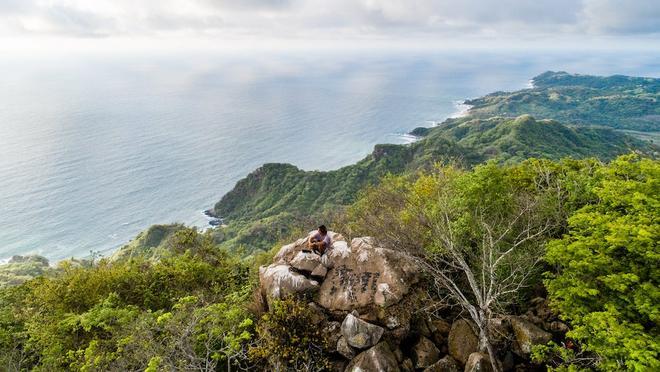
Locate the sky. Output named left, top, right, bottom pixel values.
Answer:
left=0, top=0, right=659, bottom=52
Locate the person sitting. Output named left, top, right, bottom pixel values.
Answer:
left=307, top=225, right=331, bottom=256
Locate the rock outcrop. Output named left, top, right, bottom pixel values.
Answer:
left=260, top=231, right=419, bottom=319
left=345, top=342, right=400, bottom=372
left=257, top=232, right=565, bottom=371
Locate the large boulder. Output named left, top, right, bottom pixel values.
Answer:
left=272, top=231, right=345, bottom=264
left=424, top=356, right=460, bottom=372
left=464, top=352, right=492, bottom=372
left=341, top=313, right=385, bottom=349
left=448, top=319, right=479, bottom=365
left=258, top=264, right=319, bottom=304
left=290, top=251, right=322, bottom=273
left=412, top=336, right=441, bottom=368
left=317, top=237, right=419, bottom=314
left=510, top=317, right=552, bottom=355
left=345, top=342, right=400, bottom=372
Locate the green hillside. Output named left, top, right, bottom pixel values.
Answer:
left=110, top=224, right=189, bottom=262
left=0, top=255, right=51, bottom=288
left=213, top=115, right=651, bottom=224
left=467, top=71, right=660, bottom=131
left=212, top=137, right=480, bottom=222
left=430, top=114, right=650, bottom=163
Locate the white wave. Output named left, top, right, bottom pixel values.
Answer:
left=449, top=100, right=472, bottom=118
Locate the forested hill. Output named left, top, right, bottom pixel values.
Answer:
left=466, top=71, right=660, bottom=131
left=213, top=115, right=651, bottom=223
left=212, top=135, right=481, bottom=222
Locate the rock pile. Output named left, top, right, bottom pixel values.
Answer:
left=258, top=232, right=565, bottom=371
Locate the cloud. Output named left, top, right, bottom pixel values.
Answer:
left=0, top=0, right=657, bottom=42
left=582, top=0, right=660, bottom=34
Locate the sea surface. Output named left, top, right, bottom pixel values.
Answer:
left=1, top=49, right=658, bottom=262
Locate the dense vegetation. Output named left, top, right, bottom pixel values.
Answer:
left=467, top=71, right=660, bottom=132
left=1, top=155, right=656, bottom=371
left=0, top=229, right=255, bottom=371
left=213, top=114, right=650, bottom=225
left=543, top=156, right=659, bottom=370
left=346, top=154, right=659, bottom=371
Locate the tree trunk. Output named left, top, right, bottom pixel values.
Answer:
left=478, top=326, right=502, bottom=372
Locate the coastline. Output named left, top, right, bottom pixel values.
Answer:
left=403, top=99, right=473, bottom=142
left=0, top=96, right=479, bottom=267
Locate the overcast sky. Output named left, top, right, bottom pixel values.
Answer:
left=1, top=0, right=659, bottom=51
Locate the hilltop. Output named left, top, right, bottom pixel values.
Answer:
left=467, top=71, right=660, bottom=132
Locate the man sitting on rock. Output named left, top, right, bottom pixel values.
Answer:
left=307, top=225, right=331, bottom=255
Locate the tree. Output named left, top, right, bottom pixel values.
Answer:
left=545, top=154, right=660, bottom=371
left=348, top=160, right=596, bottom=371
left=404, top=163, right=562, bottom=371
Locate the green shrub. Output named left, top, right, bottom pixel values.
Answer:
left=249, top=297, right=329, bottom=371
left=545, top=155, right=660, bottom=371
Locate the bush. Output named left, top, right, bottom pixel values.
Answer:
left=545, top=155, right=660, bottom=371
left=249, top=297, right=329, bottom=371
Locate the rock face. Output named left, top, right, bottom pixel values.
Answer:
left=317, top=237, right=419, bottom=314
left=337, top=336, right=357, bottom=360
left=412, top=336, right=441, bottom=368
left=464, top=352, right=493, bottom=372
left=341, top=313, right=385, bottom=349
left=510, top=317, right=552, bottom=355
left=448, top=319, right=479, bottom=365
left=290, top=251, right=322, bottom=273
left=424, top=356, right=460, bottom=372
left=258, top=264, right=318, bottom=304
left=345, top=342, right=400, bottom=372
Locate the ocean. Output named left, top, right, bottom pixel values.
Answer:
left=1, top=49, right=658, bottom=262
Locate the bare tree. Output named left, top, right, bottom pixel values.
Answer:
left=404, top=172, right=556, bottom=372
